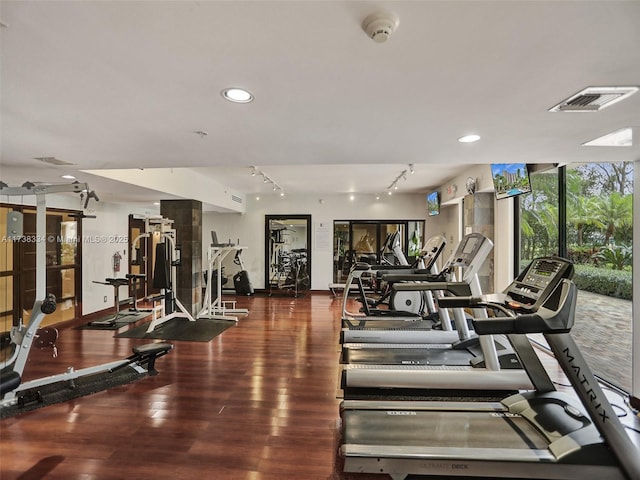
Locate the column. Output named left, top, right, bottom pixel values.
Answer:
left=160, top=199, right=202, bottom=316
left=463, top=192, right=494, bottom=293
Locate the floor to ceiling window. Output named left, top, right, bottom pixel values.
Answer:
left=518, top=167, right=559, bottom=263
left=518, top=162, right=633, bottom=392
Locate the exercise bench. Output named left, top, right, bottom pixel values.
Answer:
left=110, top=342, right=174, bottom=376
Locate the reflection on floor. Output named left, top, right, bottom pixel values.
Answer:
left=0, top=292, right=637, bottom=480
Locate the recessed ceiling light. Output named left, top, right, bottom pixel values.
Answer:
left=582, top=127, right=632, bottom=147
left=153, top=202, right=160, bottom=206
left=221, top=88, right=254, bottom=103
left=458, top=134, right=481, bottom=143
left=61, top=174, right=76, bottom=180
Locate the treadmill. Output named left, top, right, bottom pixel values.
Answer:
left=341, top=231, right=420, bottom=322
left=340, top=233, right=493, bottom=345
left=339, top=256, right=640, bottom=480
left=341, top=235, right=520, bottom=368
left=386, top=235, right=447, bottom=321
left=342, top=234, right=449, bottom=329
left=340, top=251, right=573, bottom=400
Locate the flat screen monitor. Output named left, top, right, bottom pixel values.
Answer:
left=490, top=163, right=532, bottom=200
left=427, top=191, right=440, bottom=216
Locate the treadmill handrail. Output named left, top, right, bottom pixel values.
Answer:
left=391, top=281, right=472, bottom=297
left=382, top=271, right=447, bottom=283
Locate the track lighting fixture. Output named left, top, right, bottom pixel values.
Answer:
left=249, top=166, right=284, bottom=196
left=387, top=168, right=408, bottom=191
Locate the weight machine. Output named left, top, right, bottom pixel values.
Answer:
left=198, top=243, right=250, bottom=321
left=0, top=182, right=171, bottom=413
left=130, top=215, right=196, bottom=333
left=269, top=248, right=309, bottom=297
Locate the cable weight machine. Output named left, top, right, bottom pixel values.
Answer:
left=0, top=182, right=172, bottom=415
left=198, top=241, right=250, bottom=322
left=130, top=215, right=196, bottom=333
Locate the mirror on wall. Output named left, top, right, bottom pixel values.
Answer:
left=265, top=215, right=311, bottom=297
left=332, top=220, right=424, bottom=283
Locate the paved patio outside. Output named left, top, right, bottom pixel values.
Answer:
left=569, top=289, right=633, bottom=392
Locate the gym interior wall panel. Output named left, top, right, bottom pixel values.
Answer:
left=425, top=200, right=460, bottom=272
left=202, top=192, right=430, bottom=291
left=463, top=192, right=494, bottom=294
left=493, top=196, right=515, bottom=291
left=81, top=202, right=154, bottom=316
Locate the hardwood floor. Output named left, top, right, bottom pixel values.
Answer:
left=1, top=292, right=638, bottom=480
left=2, top=293, right=344, bottom=480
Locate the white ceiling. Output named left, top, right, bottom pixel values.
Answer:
left=1, top=1, right=639, bottom=209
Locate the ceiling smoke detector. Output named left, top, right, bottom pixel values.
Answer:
left=362, top=11, right=399, bottom=43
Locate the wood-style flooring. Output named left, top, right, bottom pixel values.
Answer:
left=1, top=292, right=638, bottom=480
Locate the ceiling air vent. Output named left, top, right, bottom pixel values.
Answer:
left=231, top=194, right=243, bottom=204
left=548, top=86, right=638, bottom=112
left=33, top=156, right=75, bottom=166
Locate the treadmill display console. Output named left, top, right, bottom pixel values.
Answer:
left=450, top=233, right=488, bottom=267
left=462, top=236, right=478, bottom=255
left=420, top=236, right=446, bottom=270
left=506, top=257, right=573, bottom=311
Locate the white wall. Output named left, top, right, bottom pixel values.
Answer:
left=81, top=201, right=156, bottom=315
left=423, top=200, right=462, bottom=272
left=202, top=192, right=428, bottom=290
left=493, top=197, right=515, bottom=291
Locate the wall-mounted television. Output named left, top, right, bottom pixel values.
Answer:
left=427, top=191, right=440, bottom=216
left=490, top=163, right=532, bottom=200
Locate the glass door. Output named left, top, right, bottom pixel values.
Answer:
left=0, top=206, right=82, bottom=329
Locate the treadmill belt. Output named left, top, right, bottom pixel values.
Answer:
left=343, top=319, right=434, bottom=330
left=343, top=347, right=474, bottom=365
left=343, top=409, right=549, bottom=450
